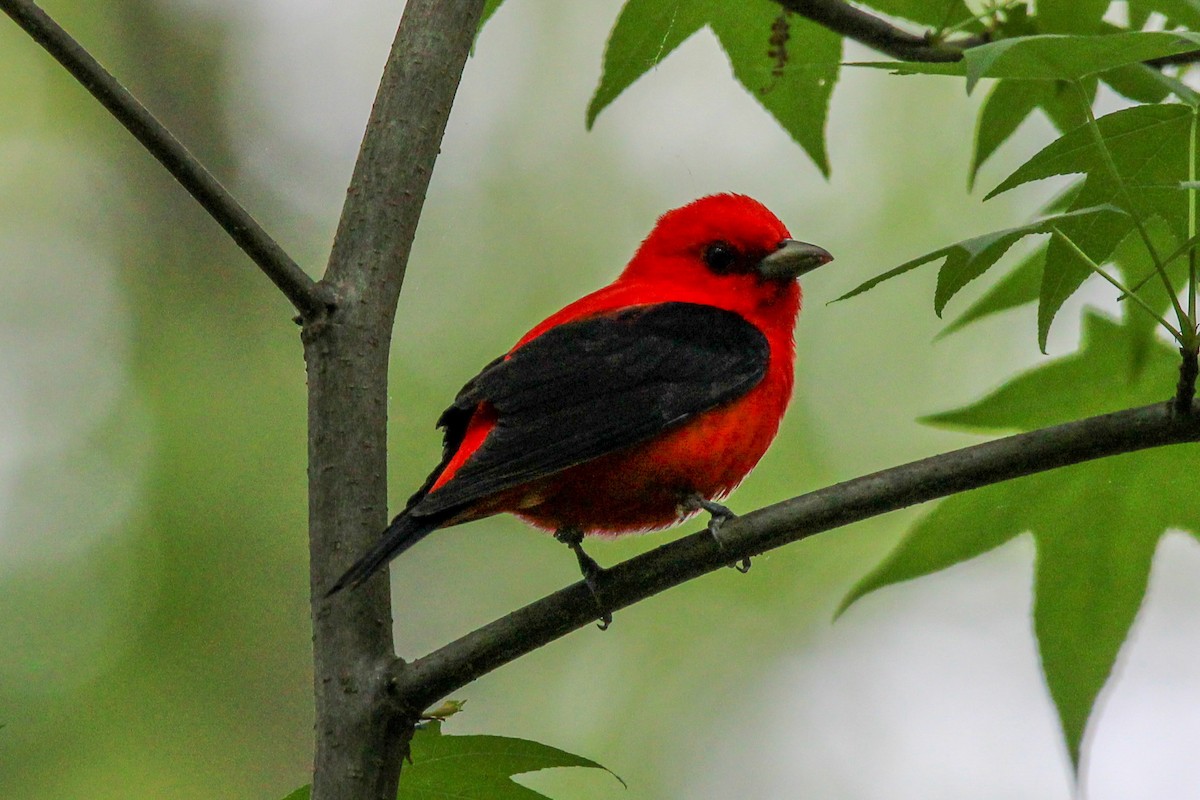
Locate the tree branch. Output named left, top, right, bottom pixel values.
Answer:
left=1147, top=49, right=1200, bottom=67
left=392, top=400, right=1200, bottom=710
left=0, top=0, right=331, bottom=320
left=773, top=0, right=984, bottom=62
left=774, top=0, right=1200, bottom=70
left=305, top=2, right=485, bottom=799
left=1177, top=346, right=1199, bottom=413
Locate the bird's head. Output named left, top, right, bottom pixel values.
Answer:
left=620, top=194, right=832, bottom=302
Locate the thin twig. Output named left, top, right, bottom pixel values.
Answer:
left=1119, top=230, right=1200, bottom=300
left=0, top=0, right=331, bottom=320
left=393, top=400, right=1200, bottom=709
left=773, top=0, right=985, bottom=62
left=774, top=0, right=1200, bottom=70
left=1147, top=49, right=1200, bottom=67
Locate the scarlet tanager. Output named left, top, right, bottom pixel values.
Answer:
left=328, top=194, right=832, bottom=615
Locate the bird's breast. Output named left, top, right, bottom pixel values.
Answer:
left=503, top=356, right=794, bottom=535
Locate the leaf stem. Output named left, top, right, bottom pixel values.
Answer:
left=1188, top=108, right=1198, bottom=345
left=774, top=0, right=984, bottom=61
left=1119, top=229, right=1200, bottom=300
left=1072, top=80, right=1190, bottom=331
left=1052, top=228, right=1183, bottom=341
left=1179, top=111, right=1200, bottom=414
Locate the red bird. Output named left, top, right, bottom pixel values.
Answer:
left=328, top=194, right=831, bottom=618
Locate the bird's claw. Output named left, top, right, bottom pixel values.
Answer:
left=683, top=494, right=752, bottom=573
left=555, top=527, right=613, bottom=629
left=578, top=556, right=612, bottom=630
left=588, top=582, right=613, bottom=631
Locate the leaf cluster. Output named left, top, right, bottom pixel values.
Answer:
left=835, top=22, right=1200, bottom=775
left=476, top=0, right=1200, bottom=786
left=491, top=0, right=1200, bottom=779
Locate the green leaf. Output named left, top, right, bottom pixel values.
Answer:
left=480, top=0, right=506, bottom=31
left=972, top=81, right=1040, bottom=186
left=709, top=8, right=841, bottom=176
left=936, top=246, right=1043, bottom=338
left=971, top=78, right=1093, bottom=186
left=1035, top=0, right=1111, bottom=33
left=987, top=104, right=1193, bottom=200
left=857, top=0, right=974, bottom=28
left=964, top=32, right=1200, bottom=92
left=987, top=103, right=1193, bottom=349
left=398, top=722, right=620, bottom=799
left=832, top=206, right=1122, bottom=312
left=926, top=313, right=1175, bottom=428
left=278, top=725, right=617, bottom=800
left=1108, top=224, right=1182, bottom=377
left=1128, top=1, right=1153, bottom=29
left=472, top=0, right=508, bottom=55
left=852, top=31, right=1200, bottom=92
left=590, top=1, right=841, bottom=174
left=843, top=312, right=1200, bottom=767
left=587, top=0, right=709, bottom=129
left=1128, top=0, right=1200, bottom=30
left=1101, top=63, right=1172, bottom=104
left=938, top=214, right=1182, bottom=370
left=1128, top=68, right=1200, bottom=108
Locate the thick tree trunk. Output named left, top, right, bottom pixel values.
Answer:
left=305, top=3, right=485, bottom=799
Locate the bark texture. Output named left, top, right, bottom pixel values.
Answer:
left=305, top=3, right=485, bottom=799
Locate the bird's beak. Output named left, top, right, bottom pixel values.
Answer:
left=757, top=239, right=834, bottom=282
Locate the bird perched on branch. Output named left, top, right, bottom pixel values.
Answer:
left=327, top=194, right=832, bottom=625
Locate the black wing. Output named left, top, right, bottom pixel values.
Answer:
left=407, top=302, right=770, bottom=519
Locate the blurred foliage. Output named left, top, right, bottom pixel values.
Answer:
left=837, top=26, right=1200, bottom=764
left=7, top=0, right=1200, bottom=799
left=576, top=0, right=1200, bottom=789
left=0, top=1, right=309, bottom=798
left=844, top=312, right=1200, bottom=765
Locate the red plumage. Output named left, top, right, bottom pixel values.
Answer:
left=328, top=193, right=831, bottom=596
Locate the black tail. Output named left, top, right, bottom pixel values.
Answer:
left=324, top=511, right=441, bottom=597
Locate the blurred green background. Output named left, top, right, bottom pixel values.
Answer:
left=4, top=1, right=1200, bottom=798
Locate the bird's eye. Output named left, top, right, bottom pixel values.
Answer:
left=703, top=242, right=738, bottom=273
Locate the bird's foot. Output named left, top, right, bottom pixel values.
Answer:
left=682, top=494, right=751, bottom=573
left=554, top=527, right=613, bottom=630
